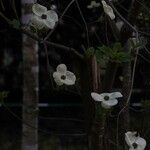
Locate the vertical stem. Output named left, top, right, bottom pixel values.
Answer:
left=118, top=0, right=141, bottom=148
left=79, top=55, right=102, bottom=150
left=21, top=1, right=39, bottom=150
left=80, top=58, right=95, bottom=134
left=102, top=62, right=118, bottom=92
left=90, top=56, right=103, bottom=150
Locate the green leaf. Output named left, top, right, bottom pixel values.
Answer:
left=0, top=91, right=9, bottom=101
left=9, top=19, right=20, bottom=29
left=98, top=45, right=112, bottom=54
left=111, top=52, right=130, bottom=63
left=96, top=46, right=112, bottom=58
left=142, top=100, right=150, bottom=110
left=85, top=47, right=95, bottom=58
left=30, top=25, right=37, bottom=33
left=95, top=43, right=130, bottom=64
left=113, top=42, right=122, bottom=52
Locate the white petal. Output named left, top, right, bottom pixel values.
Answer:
left=99, top=93, right=111, bottom=98
left=116, top=21, right=124, bottom=31
left=54, top=78, right=64, bottom=86
left=87, top=5, right=93, bottom=9
left=95, top=3, right=100, bottom=7
left=135, top=137, right=146, bottom=150
left=32, top=3, right=47, bottom=17
left=44, top=19, right=56, bottom=29
left=61, top=78, right=75, bottom=85
left=110, top=92, right=123, bottom=99
left=60, top=71, right=76, bottom=85
left=125, top=131, right=137, bottom=147
left=53, top=72, right=63, bottom=86
left=66, top=71, right=76, bottom=83
left=46, top=10, right=58, bottom=22
left=101, top=102, right=111, bottom=109
left=102, top=0, right=115, bottom=20
left=91, top=92, right=104, bottom=102
left=30, top=15, right=45, bottom=29
left=101, top=99, right=118, bottom=109
left=107, top=10, right=115, bottom=20
left=129, top=148, right=135, bottom=150
left=91, top=1, right=100, bottom=7
left=56, top=64, right=67, bottom=74
left=87, top=1, right=100, bottom=9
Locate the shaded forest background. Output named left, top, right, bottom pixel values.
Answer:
left=0, top=0, right=150, bottom=149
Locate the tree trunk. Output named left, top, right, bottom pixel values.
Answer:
left=21, top=1, right=39, bottom=150
left=80, top=56, right=102, bottom=150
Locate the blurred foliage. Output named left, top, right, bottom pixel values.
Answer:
left=142, top=100, right=150, bottom=110
left=8, top=19, right=20, bottom=29
left=85, top=42, right=130, bottom=63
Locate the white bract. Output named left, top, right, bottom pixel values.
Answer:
left=125, top=131, right=146, bottom=150
left=116, top=20, right=124, bottom=31
left=126, top=37, right=139, bottom=51
left=53, top=64, right=76, bottom=86
left=30, top=3, right=58, bottom=30
left=101, top=0, right=115, bottom=20
left=87, top=1, right=100, bottom=9
left=91, top=92, right=122, bottom=109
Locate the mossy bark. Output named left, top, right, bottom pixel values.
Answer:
left=21, top=1, right=39, bottom=150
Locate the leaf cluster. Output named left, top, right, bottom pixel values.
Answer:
left=85, top=43, right=130, bottom=64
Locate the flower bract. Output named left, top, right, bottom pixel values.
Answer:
left=91, top=92, right=122, bottom=109
left=53, top=64, right=76, bottom=86
left=125, top=131, right=146, bottom=150
left=30, top=3, right=58, bottom=30
left=101, top=0, right=115, bottom=20
left=87, top=1, right=100, bottom=9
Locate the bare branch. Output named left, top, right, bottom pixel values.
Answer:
left=21, top=28, right=84, bottom=59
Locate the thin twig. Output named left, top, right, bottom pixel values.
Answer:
left=11, top=0, right=19, bottom=19
left=138, top=53, right=150, bottom=64
left=108, top=1, right=137, bottom=33
left=43, top=40, right=84, bottom=59
left=0, top=0, right=5, bottom=11
left=44, top=0, right=75, bottom=40
left=0, top=11, right=11, bottom=23
left=1, top=99, right=86, bottom=137
left=75, top=0, right=90, bottom=48
left=109, top=2, right=140, bottom=148
left=43, top=43, right=55, bottom=88
left=116, top=32, right=139, bottom=149
left=21, top=28, right=84, bottom=59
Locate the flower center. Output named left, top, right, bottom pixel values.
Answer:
left=41, top=14, right=47, bottom=19
left=104, top=95, right=109, bottom=101
left=61, top=75, right=66, bottom=80
left=132, top=143, right=138, bottom=149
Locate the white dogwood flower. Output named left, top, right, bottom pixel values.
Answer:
left=30, top=3, right=58, bottom=29
left=101, top=0, right=115, bottom=20
left=87, top=1, right=100, bottom=9
left=91, top=92, right=122, bottom=109
left=53, top=64, right=76, bottom=86
left=125, top=131, right=146, bottom=150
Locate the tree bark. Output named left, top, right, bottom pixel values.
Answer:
left=80, top=56, right=102, bottom=150
left=21, top=1, right=39, bottom=150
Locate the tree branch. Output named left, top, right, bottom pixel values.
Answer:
left=21, top=28, right=84, bottom=59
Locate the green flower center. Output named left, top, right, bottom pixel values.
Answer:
left=132, top=143, right=138, bottom=149
left=41, top=14, right=47, bottom=19
left=104, top=96, right=109, bottom=101
left=61, top=75, right=66, bottom=80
